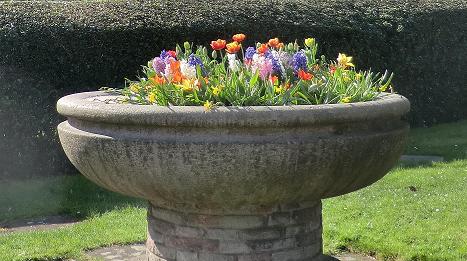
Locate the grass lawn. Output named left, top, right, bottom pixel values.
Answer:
left=323, top=160, right=467, bottom=260
left=405, top=120, right=467, bottom=161
left=1, top=120, right=466, bottom=261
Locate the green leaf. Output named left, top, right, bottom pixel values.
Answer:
left=249, top=70, right=259, bottom=88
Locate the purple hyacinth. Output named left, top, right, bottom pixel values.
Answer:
left=160, top=50, right=170, bottom=60
left=265, top=51, right=283, bottom=76
left=244, top=47, right=256, bottom=60
left=292, top=51, right=307, bottom=73
left=187, top=54, right=206, bottom=76
left=152, top=57, right=166, bottom=75
left=188, top=54, right=202, bottom=66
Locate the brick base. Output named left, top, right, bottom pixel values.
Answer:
left=146, top=201, right=324, bottom=261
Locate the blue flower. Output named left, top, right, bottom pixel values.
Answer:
left=188, top=54, right=202, bottom=66
left=160, top=50, right=170, bottom=60
left=244, top=47, right=256, bottom=60
left=187, top=54, right=206, bottom=76
left=292, top=51, right=307, bottom=73
left=265, top=51, right=283, bottom=76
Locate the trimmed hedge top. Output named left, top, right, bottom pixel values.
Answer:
left=1, top=1, right=466, bottom=92
left=2, top=0, right=465, bottom=28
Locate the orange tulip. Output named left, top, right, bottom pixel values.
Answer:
left=196, top=77, right=209, bottom=89
left=298, top=69, right=313, bottom=81
left=170, top=60, right=184, bottom=83
left=268, top=38, right=280, bottom=48
left=170, top=59, right=180, bottom=71
left=210, top=39, right=227, bottom=50
left=150, top=75, right=166, bottom=85
left=270, top=75, right=279, bottom=85
left=226, top=41, right=241, bottom=54
left=257, top=43, right=269, bottom=54
left=172, top=72, right=183, bottom=83
left=232, top=33, right=246, bottom=43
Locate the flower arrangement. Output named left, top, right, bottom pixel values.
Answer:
left=115, top=34, right=393, bottom=111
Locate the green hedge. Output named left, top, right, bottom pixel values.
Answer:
left=0, top=0, right=466, bottom=179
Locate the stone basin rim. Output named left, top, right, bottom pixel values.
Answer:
left=57, top=91, right=410, bottom=127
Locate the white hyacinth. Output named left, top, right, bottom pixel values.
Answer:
left=180, top=60, right=197, bottom=79
left=163, top=64, right=172, bottom=82
left=228, top=54, right=241, bottom=72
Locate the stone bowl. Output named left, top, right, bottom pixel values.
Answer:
left=57, top=91, right=409, bottom=260
left=57, top=91, right=409, bottom=215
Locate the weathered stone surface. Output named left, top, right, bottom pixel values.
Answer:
left=57, top=91, right=409, bottom=213
left=85, top=244, right=147, bottom=261
left=198, top=252, right=236, bottom=261
left=84, top=243, right=371, bottom=261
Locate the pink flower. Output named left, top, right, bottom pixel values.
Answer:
left=251, top=55, right=273, bottom=80
left=259, top=59, right=273, bottom=80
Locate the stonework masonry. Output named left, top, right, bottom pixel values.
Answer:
left=147, top=202, right=324, bottom=261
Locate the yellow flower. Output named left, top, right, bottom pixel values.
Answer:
left=148, top=93, right=156, bottom=103
left=175, top=79, right=195, bottom=92
left=340, top=96, right=351, bottom=103
left=275, top=86, right=284, bottom=94
left=212, top=85, right=223, bottom=96
left=203, top=100, right=214, bottom=112
left=130, top=84, right=140, bottom=93
left=337, top=53, right=355, bottom=68
left=379, top=85, right=389, bottom=92
left=304, top=37, right=315, bottom=48
left=355, top=73, right=362, bottom=80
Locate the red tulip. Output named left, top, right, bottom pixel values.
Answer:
left=167, top=50, right=177, bottom=58
left=257, top=44, right=269, bottom=54
left=298, top=69, right=313, bottom=81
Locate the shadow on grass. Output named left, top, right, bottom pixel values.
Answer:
left=0, top=174, right=145, bottom=224
left=61, top=175, right=146, bottom=219
left=396, top=159, right=441, bottom=169
left=404, top=120, right=467, bottom=163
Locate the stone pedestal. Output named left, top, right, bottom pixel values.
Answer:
left=146, top=202, right=324, bottom=261
left=57, top=92, right=409, bottom=261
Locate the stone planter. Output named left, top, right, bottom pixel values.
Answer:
left=57, top=91, right=409, bottom=261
